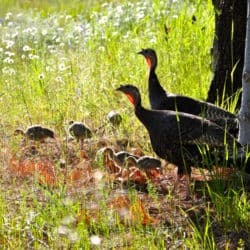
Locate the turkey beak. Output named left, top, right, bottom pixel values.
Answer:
left=137, top=49, right=145, bottom=55
left=116, top=86, right=124, bottom=92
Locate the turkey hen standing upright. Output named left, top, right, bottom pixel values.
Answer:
left=116, top=84, right=249, bottom=197
left=138, top=48, right=238, bottom=137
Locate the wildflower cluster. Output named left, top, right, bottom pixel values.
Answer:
left=0, top=0, right=212, bottom=126
left=0, top=0, right=180, bottom=61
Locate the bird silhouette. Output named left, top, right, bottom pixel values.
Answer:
left=138, top=48, right=238, bottom=137
left=98, top=147, right=138, bottom=166
left=117, top=84, right=249, bottom=198
left=126, top=155, right=162, bottom=171
left=68, top=121, right=92, bottom=143
left=14, top=125, right=54, bottom=141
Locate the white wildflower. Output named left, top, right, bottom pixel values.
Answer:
left=23, top=27, right=31, bottom=33
left=85, top=27, right=91, bottom=36
left=61, top=215, right=76, bottom=226
left=28, top=54, right=34, bottom=59
left=26, top=211, right=37, bottom=225
left=116, top=5, right=123, bottom=14
left=5, top=12, right=12, bottom=21
left=98, top=16, right=108, bottom=25
left=23, top=27, right=37, bottom=36
left=8, top=68, right=16, bottom=75
left=5, top=40, right=15, bottom=49
left=2, top=67, right=16, bottom=75
left=16, top=13, right=23, bottom=18
left=41, top=29, right=48, bottom=36
left=136, top=11, right=145, bottom=20
left=75, top=25, right=83, bottom=33
left=98, top=46, right=105, bottom=52
left=90, top=235, right=101, bottom=245
left=28, top=54, right=39, bottom=60
left=55, top=37, right=60, bottom=43
left=58, top=225, right=69, bottom=236
left=123, top=32, right=129, bottom=39
left=45, top=66, right=53, bottom=72
left=124, top=16, right=131, bottom=22
left=47, top=45, right=55, bottom=50
left=5, top=51, right=15, bottom=57
left=33, top=55, right=39, bottom=60
left=58, top=63, right=68, bottom=71
left=3, top=57, right=14, bottom=64
left=30, top=27, right=38, bottom=36
left=102, top=3, right=108, bottom=7
left=38, top=73, right=45, bottom=80
left=57, top=27, right=64, bottom=32
left=48, top=45, right=56, bottom=53
left=11, top=31, right=18, bottom=38
left=55, top=76, right=64, bottom=83
left=149, top=37, right=157, bottom=44
left=23, top=45, right=31, bottom=51
left=68, top=230, right=79, bottom=242
left=2, top=67, right=9, bottom=74
left=65, top=15, right=72, bottom=20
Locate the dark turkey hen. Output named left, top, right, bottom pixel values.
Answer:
left=117, top=84, right=249, bottom=197
left=138, top=48, right=238, bottom=136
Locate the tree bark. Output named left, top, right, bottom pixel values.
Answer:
left=238, top=0, right=250, bottom=145
left=233, top=0, right=247, bottom=90
left=207, top=0, right=246, bottom=109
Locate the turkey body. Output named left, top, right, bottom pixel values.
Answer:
left=68, top=121, right=92, bottom=142
left=116, top=84, right=249, bottom=178
left=138, top=48, right=238, bottom=136
left=14, top=125, right=55, bottom=141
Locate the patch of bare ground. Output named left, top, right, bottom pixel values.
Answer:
left=1, top=136, right=249, bottom=248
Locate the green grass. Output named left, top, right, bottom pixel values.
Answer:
left=0, top=0, right=249, bottom=248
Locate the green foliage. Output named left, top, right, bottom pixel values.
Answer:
left=186, top=184, right=250, bottom=249
left=0, top=0, right=215, bottom=132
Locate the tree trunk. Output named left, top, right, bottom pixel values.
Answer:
left=233, top=0, right=247, bottom=98
left=238, top=0, right=250, bottom=145
left=207, top=0, right=246, bottom=109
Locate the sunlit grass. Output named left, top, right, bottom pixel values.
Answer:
left=0, top=0, right=249, bottom=248
left=0, top=0, right=214, bottom=130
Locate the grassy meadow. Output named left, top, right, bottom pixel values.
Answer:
left=0, top=0, right=249, bottom=249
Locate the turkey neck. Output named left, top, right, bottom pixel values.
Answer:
left=148, top=66, right=168, bottom=110
left=134, top=101, right=156, bottom=131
